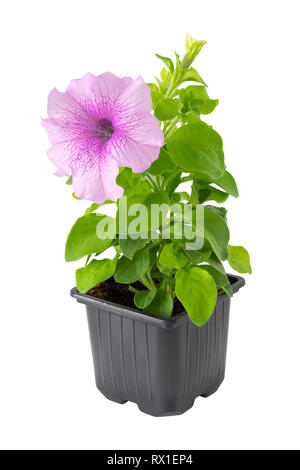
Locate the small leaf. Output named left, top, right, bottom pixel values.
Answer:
left=200, top=265, right=233, bottom=297
left=204, top=207, right=230, bottom=261
left=185, top=249, right=211, bottom=264
left=134, top=289, right=156, bottom=309
left=179, top=67, right=207, bottom=87
left=114, top=251, right=150, bottom=284
left=205, top=205, right=227, bottom=221
left=207, top=253, right=227, bottom=274
left=147, top=83, right=161, bottom=109
left=144, top=288, right=173, bottom=318
left=197, top=185, right=229, bottom=204
left=76, top=258, right=117, bottom=293
left=180, top=85, right=218, bottom=115
left=84, top=203, right=100, bottom=215
left=65, top=214, right=115, bottom=262
left=72, top=192, right=81, bottom=201
left=155, top=54, right=174, bottom=72
left=155, top=98, right=179, bottom=121
left=65, top=176, right=72, bottom=185
left=215, top=171, right=239, bottom=197
left=166, top=171, right=182, bottom=194
left=159, top=242, right=189, bottom=269
left=175, top=267, right=217, bottom=326
left=119, top=237, right=148, bottom=260
left=148, top=148, right=176, bottom=175
left=228, top=245, right=252, bottom=274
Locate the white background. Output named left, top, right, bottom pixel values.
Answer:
left=0, top=0, right=299, bottom=450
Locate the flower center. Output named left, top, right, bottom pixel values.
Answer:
left=96, top=119, right=114, bottom=141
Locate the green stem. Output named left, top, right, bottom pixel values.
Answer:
left=146, top=268, right=156, bottom=289
left=164, top=119, right=179, bottom=138
left=161, top=276, right=168, bottom=290
left=145, top=175, right=159, bottom=191
left=140, top=274, right=154, bottom=290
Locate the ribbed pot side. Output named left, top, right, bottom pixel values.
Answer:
left=72, top=275, right=244, bottom=417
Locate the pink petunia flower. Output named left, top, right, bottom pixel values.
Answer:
left=42, top=73, right=164, bottom=203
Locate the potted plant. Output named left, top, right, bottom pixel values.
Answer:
left=42, top=34, right=251, bottom=416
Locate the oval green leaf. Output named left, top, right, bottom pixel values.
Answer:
left=143, top=288, right=173, bottom=318
left=76, top=258, right=117, bottom=293
left=175, top=267, right=217, bottom=326
left=65, top=214, right=115, bottom=262
left=114, top=251, right=150, bottom=284
left=227, top=245, right=252, bottom=274
left=167, top=122, right=225, bottom=179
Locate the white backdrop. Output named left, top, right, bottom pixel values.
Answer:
left=1, top=0, right=299, bottom=450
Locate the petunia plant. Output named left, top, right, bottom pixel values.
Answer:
left=43, top=34, right=251, bottom=327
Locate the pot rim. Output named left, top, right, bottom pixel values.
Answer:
left=71, top=274, right=245, bottom=329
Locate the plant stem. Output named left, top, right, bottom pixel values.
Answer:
left=140, top=274, right=154, bottom=290
left=145, top=175, right=159, bottom=191
left=164, top=119, right=179, bottom=138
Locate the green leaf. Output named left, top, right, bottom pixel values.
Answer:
left=204, top=207, right=229, bottom=260
left=134, top=289, right=156, bottom=309
left=66, top=176, right=72, bottom=185
left=114, top=251, right=150, bottom=284
left=175, top=267, right=217, bottom=326
left=185, top=249, right=211, bottom=264
left=166, top=171, right=182, bottom=194
left=180, top=85, right=218, bottom=115
left=157, top=257, right=173, bottom=274
left=76, top=258, right=117, bottom=293
left=65, top=214, right=115, bottom=262
left=147, top=83, right=161, bottom=109
left=72, top=192, right=81, bottom=200
left=144, top=288, right=173, bottom=318
left=207, top=253, right=227, bottom=274
left=148, top=148, right=176, bottom=175
left=159, top=242, right=189, bottom=269
left=178, top=67, right=207, bottom=87
left=84, top=203, right=100, bottom=215
left=160, top=67, right=171, bottom=84
left=167, top=122, right=225, bottom=180
left=154, top=98, right=179, bottom=121
left=200, top=265, right=233, bottom=297
left=116, top=167, right=151, bottom=197
left=197, top=184, right=229, bottom=204
left=227, top=245, right=252, bottom=274
left=155, top=54, right=174, bottom=72
left=215, top=171, right=239, bottom=197
left=205, top=205, right=228, bottom=221
left=180, top=112, right=201, bottom=125
left=119, top=237, right=148, bottom=260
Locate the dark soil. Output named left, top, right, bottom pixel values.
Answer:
left=87, top=278, right=184, bottom=317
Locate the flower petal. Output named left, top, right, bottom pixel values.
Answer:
left=115, top=75, right=152, bottom=115
left=71, top=153, right=123, bottom=204
left=47, top=88, right=93, bottom=122
left=109, top=135, right=161, bottom=173
left=67, top=72, right=132, bottom=120
left=42, top=88, right=97, bottom=146
left=114, top=112, right=164, bottom=147
left=45, top=131, right=103, bottom=176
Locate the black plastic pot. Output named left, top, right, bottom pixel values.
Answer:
left=71, top=274, right=245, bottom=417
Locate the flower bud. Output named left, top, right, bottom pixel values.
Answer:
left=181, top=33, right=206, bottom=70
